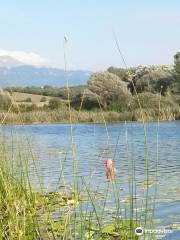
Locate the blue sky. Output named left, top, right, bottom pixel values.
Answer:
left=0, top=0, right=180, bottom=70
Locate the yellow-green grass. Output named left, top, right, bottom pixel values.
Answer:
left=0, top=107, right=178, bottom=125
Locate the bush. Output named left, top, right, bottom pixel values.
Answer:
left=48, top=98, right=63, bottom=109
left=0, top=92, right=11, bottom=110
left=11, top=104, right=38, bottom=113
left=71, top=89, right=101, bottom=110
left=40, top=96, right=47, bottom=102
left=129, top=92, right=179, bottom=111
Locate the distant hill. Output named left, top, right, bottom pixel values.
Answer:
left=0, top=56, right=92, bottom=88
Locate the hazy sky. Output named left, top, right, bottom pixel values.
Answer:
left=0, top=0, right=180, bottom=70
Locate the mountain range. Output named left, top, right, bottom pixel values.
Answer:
left=0, top=55, right=92, bottom=88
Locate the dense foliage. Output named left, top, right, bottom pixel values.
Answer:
left=173, top=52, right=180, bottom=93
left=107, top=66, right=135, bottom=82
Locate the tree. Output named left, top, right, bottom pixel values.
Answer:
left=174, top=52, right=180, bottom=74
left=107, top=66, right=136, bottom=82
left=128, top=66, right=174, bottom=95
left=107, top=67, right=129, bottom=82
left=88, top=71, right=131, bottom=110
left=173, top=52, right=180, bottom=93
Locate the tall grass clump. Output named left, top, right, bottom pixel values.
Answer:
left=0, top=138, right=40, bottom=239
left=0, top=134, right=84, bottom=239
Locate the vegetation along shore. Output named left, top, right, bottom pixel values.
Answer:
left=1, top=53, right=180, bottom=124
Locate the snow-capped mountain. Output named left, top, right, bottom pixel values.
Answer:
left=0, top=55, right=24, bottom=68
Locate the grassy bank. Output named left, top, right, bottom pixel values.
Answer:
left=0, top=107, right=179, bottom=125
left=1, top=85, right=180, bottom=125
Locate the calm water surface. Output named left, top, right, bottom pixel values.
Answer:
left=1, top=121, right=180, bottom=239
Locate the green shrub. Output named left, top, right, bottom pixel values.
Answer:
left=48, top=98, right=63, bottom=109
left=40, top=96, right=47, bottom=102
left=0, top=92, right=11, bottom=110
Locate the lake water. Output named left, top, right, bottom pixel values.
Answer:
left=1, top=121, right=180, bottom=239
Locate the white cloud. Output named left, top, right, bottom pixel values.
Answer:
left=0, top=49, right=48, bottom=66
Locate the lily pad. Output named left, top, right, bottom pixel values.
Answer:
left=84, top=230, right=95, bottom=239
left=170, top=222, right=180, bottom=230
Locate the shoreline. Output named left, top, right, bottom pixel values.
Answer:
left=0, top=118, right=178, bottom=126
left=0, top=108, right=179, bottom=126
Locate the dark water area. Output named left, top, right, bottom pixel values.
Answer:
left=1, top=121, right=180, bottom=239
